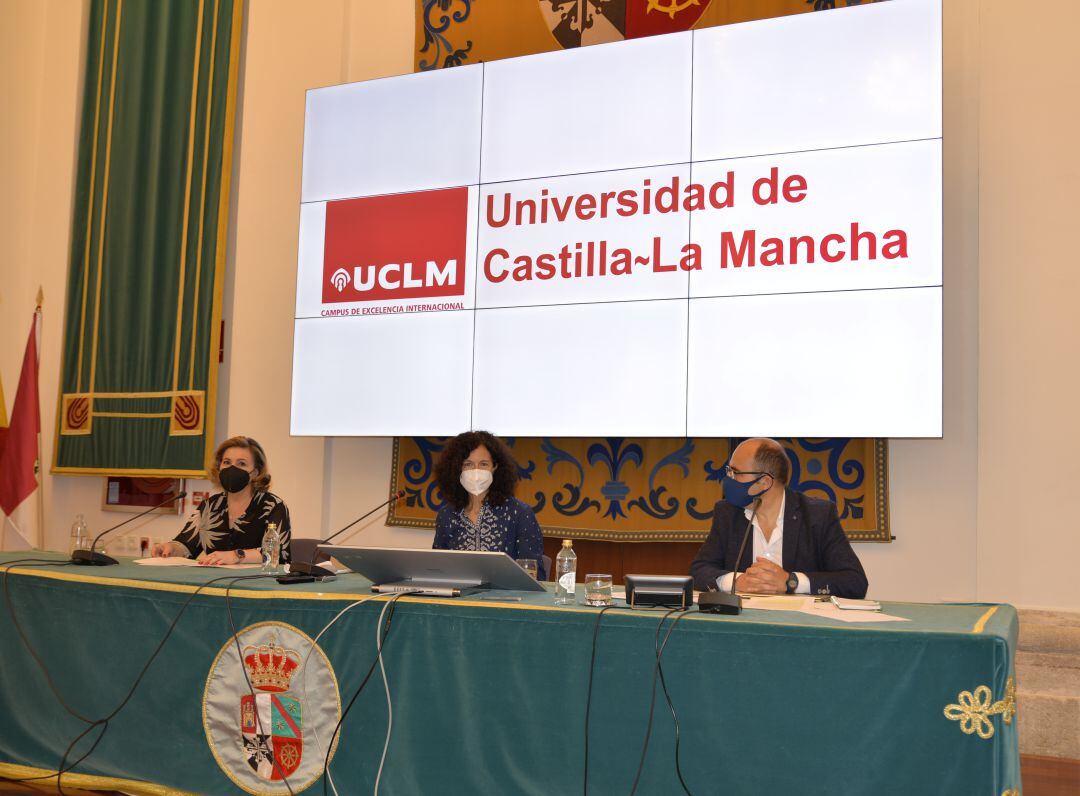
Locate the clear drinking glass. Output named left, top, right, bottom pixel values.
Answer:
left=69, top=514, right=89, bottom=555
left=516, top=558, right=539, bottom=580
left=585, top=574, right=614, bottom=606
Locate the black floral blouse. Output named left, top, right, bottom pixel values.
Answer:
left=172, top=491, right=292, bottom=562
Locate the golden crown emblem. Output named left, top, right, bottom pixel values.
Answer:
left=242, top=637, right=301, bottom=692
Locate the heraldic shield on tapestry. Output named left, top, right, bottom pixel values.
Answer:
left=541, top=0, right=713, bottom=48
left=416, top=1, right=877, bottom=71
left=203, top=622, right=341, bottom=795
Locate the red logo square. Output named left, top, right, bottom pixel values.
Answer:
left=322, top=187, right=470, bottom=304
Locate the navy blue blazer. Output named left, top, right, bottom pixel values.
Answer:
left=689, top=489, right=868, bottom=598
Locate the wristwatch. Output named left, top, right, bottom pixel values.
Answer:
left=235, top=548, right=246, bottom=561
left=785, top=572, right=799, bottom=594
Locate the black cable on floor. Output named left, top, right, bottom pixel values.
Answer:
left=655, top=613, right=694, bottom=796
left=628, top=607, right=690, bottom=796
left=583, top=604, right=622, bottom=796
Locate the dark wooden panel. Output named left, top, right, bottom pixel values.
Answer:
left=1021, top=754, right=1080, bottom=796
left=542, top=538, right=700, bottom=584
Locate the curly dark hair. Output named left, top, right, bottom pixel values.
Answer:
left=434, top=431, right=520, bottom=510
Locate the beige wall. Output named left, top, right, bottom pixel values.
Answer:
left=856, top=0, right=981, bottom=604
left=0, top=0, right=92, bottom=549
left=975, top=0, right=1080, bottom=609
left=1, top=0, right=1076, bottom=610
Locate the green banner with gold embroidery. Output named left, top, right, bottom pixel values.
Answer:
left=389, top=437, right=889, bottom=542
left=416, top=0, right=881, bottom=71
left=53, top=0, right=243, bottom=477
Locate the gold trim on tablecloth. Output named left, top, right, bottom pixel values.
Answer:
left=972, top=605, right=999, bottom=633
left=943, top=676, right=1017, bottom=739
left=0, top=761, right=198, bottom=796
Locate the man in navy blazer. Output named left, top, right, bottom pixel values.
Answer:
left=690, top=438, right=868, bottom=599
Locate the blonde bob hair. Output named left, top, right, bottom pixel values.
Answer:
left=209, top=436, right=272, bottom=491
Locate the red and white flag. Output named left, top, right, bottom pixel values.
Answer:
left=0, top=308, right=43, bottom=550
left=0, top=368, right=8, bottom=461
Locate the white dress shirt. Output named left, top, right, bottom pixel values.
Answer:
left=716, top=493, right=810, bottom=594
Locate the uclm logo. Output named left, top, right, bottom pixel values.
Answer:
left=322, top=187, right=469, bottom=304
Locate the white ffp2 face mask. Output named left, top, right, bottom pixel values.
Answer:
left=460, top=469, right=493, bottom=496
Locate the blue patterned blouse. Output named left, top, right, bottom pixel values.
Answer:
left=433, top=497, right=547, bottom=580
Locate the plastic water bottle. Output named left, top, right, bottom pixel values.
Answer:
left=69, top=514, right=89, bottom=555
left=555, top=539, right=577, bottom=605
left=261, top=522, right=282, bottom=574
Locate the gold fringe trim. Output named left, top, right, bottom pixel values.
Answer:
left=51, top=466, right=210, bottom=477
left=0, top=761, right=197, bottom=796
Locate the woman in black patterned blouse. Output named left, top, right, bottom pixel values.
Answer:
left=151, top=436, right=292, bottom=565
left=432, top=430, right=546, bottom=579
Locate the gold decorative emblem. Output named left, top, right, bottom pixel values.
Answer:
left=61, top=393, right=92, bottom=435
left=943, top=676, right=1016, bottom=739
left=170, top=390, right=205, bottom=435
left=242, top=637, right=301, bottom=692
left=279, top=744, right=300, bottom=769
left=646, top=0, right=701, bottom=20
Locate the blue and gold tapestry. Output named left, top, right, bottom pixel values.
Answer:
left=388, top=437, right=888, bottom=542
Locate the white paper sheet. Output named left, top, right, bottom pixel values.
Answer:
left=131, top=557, right=261, bottom=570
left=798, top=603, right=909, bottom=623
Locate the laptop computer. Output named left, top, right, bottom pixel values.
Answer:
left=320, top=545, right=546, bottom=597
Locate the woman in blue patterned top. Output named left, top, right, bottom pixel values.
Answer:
left=432, top=431, right=547, bottom=580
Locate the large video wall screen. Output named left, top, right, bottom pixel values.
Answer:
left=293, top=0, right=942, bottom=437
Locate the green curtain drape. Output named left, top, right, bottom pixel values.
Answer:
left=53, top=0, right=243, bottom=477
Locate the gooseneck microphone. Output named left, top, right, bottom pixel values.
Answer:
left=277, top=489, right=406, bottom=584
left=698, top=498, right=759, bottom=615
left=71, top=491, right=188, bottom=567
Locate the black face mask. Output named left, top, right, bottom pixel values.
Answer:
left=219, top=466, right=252, bottom=493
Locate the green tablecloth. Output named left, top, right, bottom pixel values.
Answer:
left=0, top=552, right=1020, bottom=795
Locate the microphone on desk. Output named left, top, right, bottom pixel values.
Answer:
left=698, top=498, right=759, bottom=615
left=276, top=489, right=407, bottom=584
left=71, top=491, right=188, bottom=567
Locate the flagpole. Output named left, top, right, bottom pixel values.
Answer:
left=34, top=288, right=45, bottom=551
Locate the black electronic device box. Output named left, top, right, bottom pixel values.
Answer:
left=623, top=575, right=693, bottom=609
